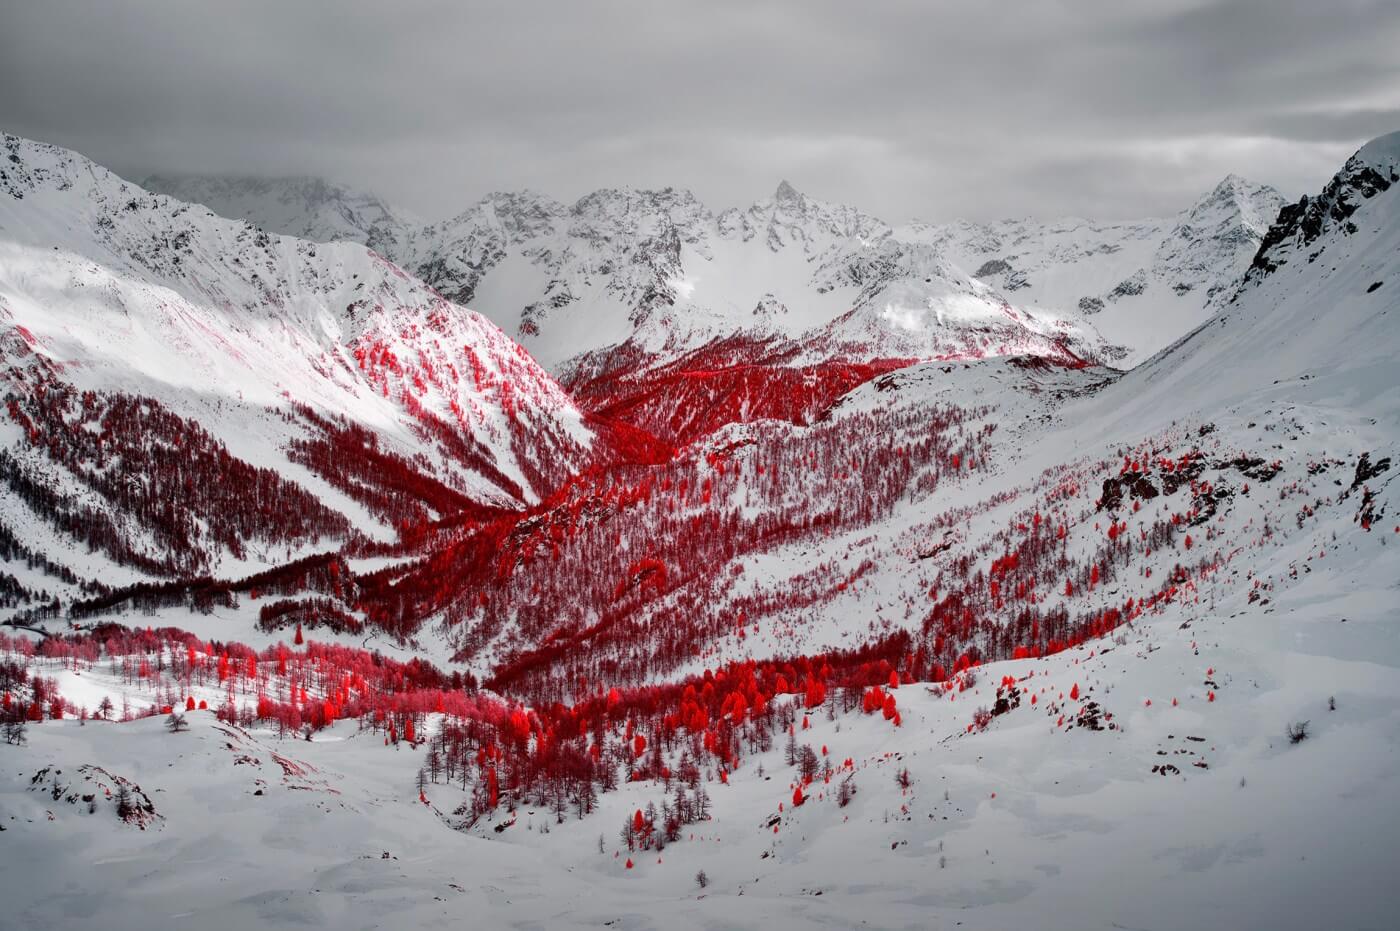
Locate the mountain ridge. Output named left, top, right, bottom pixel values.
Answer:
left=144, top=170, right=1284, bottom=372
left=1, top=132, right=604, bottom=585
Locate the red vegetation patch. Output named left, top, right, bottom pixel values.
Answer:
left=2, top=380, right=353, bottom=576
left=566, top=334, right=914, bottom=446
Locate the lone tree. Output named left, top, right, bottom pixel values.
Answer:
left=695, top=870, right=709, bottom=889
left=2, top=717, right=26, bottom=746
left=115, top=783, right=134, bottom=821
left=165, top=712, right=189, bottom=733
left=1287, top=720, right=1310, bottom=744
left=837, top=774, right=857, bottom=808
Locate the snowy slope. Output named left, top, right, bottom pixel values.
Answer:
left=643, top=132, right=1395, bottom=682
left=1067, top=130, right=1400, bottom=446
left=0, top=133, right=598, bottom=588
left=3, top=497, right=1396, bottom=931
left=902, top=175, right=1286, bottom=366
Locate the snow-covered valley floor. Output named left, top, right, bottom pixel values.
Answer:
left=4, top=501, right=1396, bottom=931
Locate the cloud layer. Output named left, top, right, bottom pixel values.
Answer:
left=3, top=0, right=1397, bottom=222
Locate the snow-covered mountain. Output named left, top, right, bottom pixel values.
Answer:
left=147, top=171, right=1283, bottom=373
left=903, top=175, right=1286, bottom=366
left=143, top=172, right=415, bottom=257
left=385, top=181, right=1105, bottom=379
left=1074, top=130, right=1400, bottom=442
left=0, top=133, right=599, bottom=585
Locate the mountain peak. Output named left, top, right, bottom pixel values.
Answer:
left=1183, top=174, right=1285, bottom=235
left=1211, top=173, right=1251, bottom=195
left=774, top=179, right=803, bottom=206
left=570, top=185, right=705, bottom=215
left=1200, top=173, right=1279, bottom=205
left=482, top=188, right=566, bottom=217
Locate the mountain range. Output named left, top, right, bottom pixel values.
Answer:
left=146, top=169, right=1285, bottom=372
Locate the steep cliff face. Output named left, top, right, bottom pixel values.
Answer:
left=1247, top=130, right=1399, bottom=278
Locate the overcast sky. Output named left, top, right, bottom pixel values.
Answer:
left=3, top=0, right=1398, bottom=224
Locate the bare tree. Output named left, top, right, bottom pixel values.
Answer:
left=837, top=774, right=857, bottom=808
left=2, top=718, right=25, bottom=746
left=115, top=783, right=134, bottom=821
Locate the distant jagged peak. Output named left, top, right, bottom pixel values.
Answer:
left=1165, top=175, right=1284, bottom=254
left=895, top=175, right=1281, bottom=248
left=713, top=179, right=889, bottom=252
left=566, top=185, right=713, bottom=243
left=774, top=178, right=803, bottom=208
left=764, top=178, right=882, bottom=227
left=1206, top=172, right=1268, bottom=199
left=1184, top=174, right=1285, bottom=230
left=423, top=189, right=566, bottom=242
left=484, top=188, right=566, bottom=217
left=426, top=186, right=715, bottom=247
left=569, top=185, right=706, bottom=216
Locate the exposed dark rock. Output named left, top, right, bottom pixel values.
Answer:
left=1217, top=456, right=1282, bottom=482
left=1248, top=147, right=1396, bottom=279
left=1107, top=270, right=1147, bottom=301
left=1099, top=471, right=1159, bottom=511
left=1350, top=452, right=1390, bottom=490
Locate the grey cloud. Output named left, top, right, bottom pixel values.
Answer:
left=1, top=0, right=1397, bottom=223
